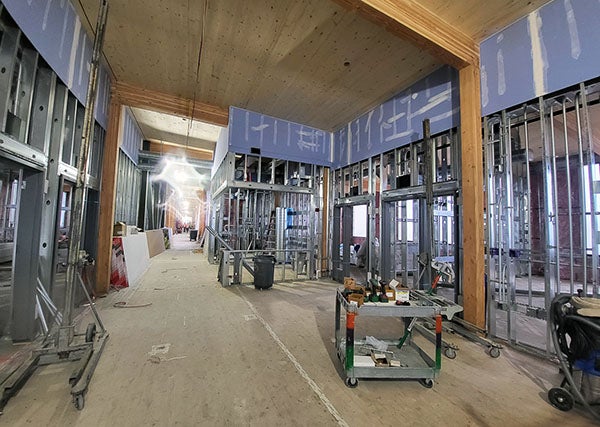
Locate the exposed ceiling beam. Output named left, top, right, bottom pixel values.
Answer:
left=113, top=81, right=229, bottom=127
left=331, top=0, right=478, bottom=68
left=146, top=138, right=214, bottom=155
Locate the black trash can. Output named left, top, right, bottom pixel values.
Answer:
left=253, top=255, right=276, bottom=289
left=189, top=229, right=198, bottom=241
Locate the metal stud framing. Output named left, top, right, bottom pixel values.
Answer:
left=484, top=82, right=600, bottom=354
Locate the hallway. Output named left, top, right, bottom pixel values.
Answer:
left=0, top=246, right=594, bottom=426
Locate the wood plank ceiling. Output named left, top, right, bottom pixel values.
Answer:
left=76, top=0, right=550, bottom=145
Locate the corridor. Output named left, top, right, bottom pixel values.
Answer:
left=0, top=244, right=594, bottom=426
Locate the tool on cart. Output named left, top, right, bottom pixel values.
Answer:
left=368, top=278, right=379, bottom=302
left=428, top=260, right=455, bottom=295
left=379, top=280, right=389, bottom=303
left=397, top=317, right=418, bottom=349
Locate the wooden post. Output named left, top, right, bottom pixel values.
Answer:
left=459, top=63, right=485, bottom=329
left=95, top=97, right=123, bottom=295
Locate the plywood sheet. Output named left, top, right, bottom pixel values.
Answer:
left=121, top=233, right=151, bottom=286
left=417, top=0, right=552, bottom=41
left=146, top=229, right=166, bottom=258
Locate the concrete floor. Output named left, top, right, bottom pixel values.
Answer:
left=0, top=236, right=596, bottom=426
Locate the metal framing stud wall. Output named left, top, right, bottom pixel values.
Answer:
left=484, top=81, right=600, bottom=354
left=331, top=126, right=461, bottom=300
left=0, top=6, right=106, bottom=342
left=208, top=152, right=322, bottom=283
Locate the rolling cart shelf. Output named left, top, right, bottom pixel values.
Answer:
left=335, top=287, right=443, bottom=388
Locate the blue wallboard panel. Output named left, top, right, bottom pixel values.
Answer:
left=333, top=126, right=347, bottom=170
left=3, top=0, right=110, bottom=129
left=121, top=108, right=142, bottom=165
left=211, top=127, right=229, bottom=177
left=481, top=0, right=600, bottom=116
left=333, top=66, right=459, bottom=168
left=228, top=106, right=332, bottom=166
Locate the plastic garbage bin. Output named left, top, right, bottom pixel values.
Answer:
left=189, top=229, right=198, bottom=241
left=253, top=255, right=276, bottom=289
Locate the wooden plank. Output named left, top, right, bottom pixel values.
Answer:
left=416, top=0, right=552, bottom=42
left=197, top=189, right=206, bottom=238
left=95, top=98, right=123, bottom=296
left=331, top=0, right=478, bottom=68
left=113, top=81, right=229, bottom=127
left=146, top=230, right=166, bottom=258
left=459, top=63, right=485, bottom=329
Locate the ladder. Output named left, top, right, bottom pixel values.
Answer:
left=263, top=210, right=276, bottom=250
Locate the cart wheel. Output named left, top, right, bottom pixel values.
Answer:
left=444, top=348, right=457, bottom=359
left=345, top=377, right=359, bottom=388
left=488, top=347, right=501, bottom=358
left=548, top=387, right=574, bottom=412
left=419, top=378, right=434, bottom=388
left=85, top=323, right=97, bottom=343
left=73, top=394, right=85, bottom=410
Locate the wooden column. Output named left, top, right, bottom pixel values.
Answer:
left=459, top=63, right=485, bottom=329
left=95, top=97, right=123, bottom=295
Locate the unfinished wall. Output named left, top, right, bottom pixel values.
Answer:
left=330, top=0, right=600, bottom=169
left=333, top=65, right=459, bottom=167
left=2, top=0, right=111, bottom=128
left=121, top=107, right=143, bottom=164
left=480, top=0, right=600, bottom=116
left=228, top=106, right=332, bottom=166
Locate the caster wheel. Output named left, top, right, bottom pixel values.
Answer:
left=489, top=347, right=501, bottom=358
left=85, top=323, right=97, bottom=343
left=419, top=378, right=434, bottom=388
left=345, top=377, right=358, bottom=388
left=73, top=394, right=85, bottom=410
left=444, top=348, right=457, bottom=359
left=548, top=387, right=574, bottom=412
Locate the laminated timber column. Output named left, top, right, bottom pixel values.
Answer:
left=95, top=97, right=123, bottom=295
left=459, top=64, right=485, bottom=329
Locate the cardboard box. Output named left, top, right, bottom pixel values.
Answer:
left=395, top=287, right=410, bottom=303
left=113, top=222, right=127, bottom=236
left=347, top=293, right=364, bottom=307
left=344, top=277, right=356, bottom=289
left=371, top=350, right=394, bottom=368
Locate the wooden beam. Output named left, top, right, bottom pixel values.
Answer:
left=331, top=0, right=478, bottom=68
left=460, top=63, right=485, bottom=329
left=113, top=81, right=229, bottom=127
left=146, top=141, right=213, bottom=161
left=95, top=98, right=123, bottom=296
